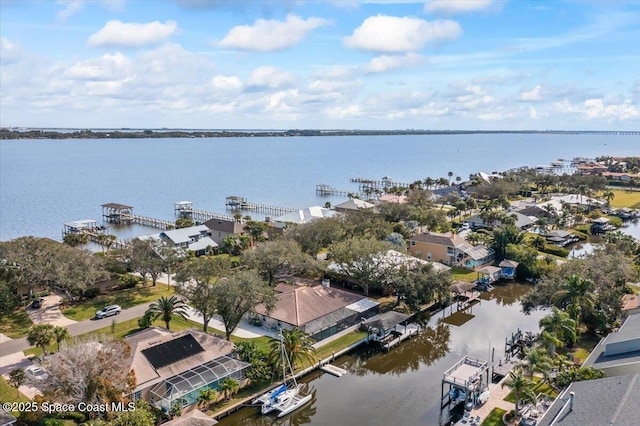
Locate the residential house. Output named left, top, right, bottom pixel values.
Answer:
left=203, top=218, right=246, bottom=246
left=333, top=198, right=376, bottom=213
left=575, top=162, right=608, bottom=175
left=602, top=172, right=640, bottom=181
left=431, top=186, right=469, bottom=200
left=378, top=193, right=408, bottom=204
left=252, top=278, right=379, bottom=342
left=544, top=230, right=578, bottom=247
left=582, top=312, right=640, bottom=377
left=408, top=232, right=494, bottom=270
left=536, top=373, right=638, bottom=426
left=125, top=327, right=250, bottom=412
left=477, top=265, right=501, bottom=285
left=550, top=194, right=606, bottom=210
left=622, top=294, right=640, bottom=315
left=273, top=206, right=338, bottom=228
left=0, top=409, right=16, bottom=426
left=465, top=212, right=534, bottom=231
left=140, top=225, right=218, bottom=256
left=160, top=409, right=217, bottom=426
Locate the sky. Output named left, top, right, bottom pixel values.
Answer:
left=1, top=0, right=639, bottom=130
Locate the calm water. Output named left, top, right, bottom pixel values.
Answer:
left=218, top=284, right=547, bottom=426
left=1, top=134, right=639, bottom=241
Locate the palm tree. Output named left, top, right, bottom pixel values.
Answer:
left=145, top=296, right=189, bottom=330
left=552, top=274, right=596, bottom=323
left=501, top=368, right=535, bottom=419
left=531, top=234, right=547, bottom=251
left=268, top=328, right=317, bottom=373
left=198, top=388, right=218, bottom=409
left=602, top=189, right=614, bottom=206
left=52, top=326, right=70, bottom=346
left=63, top=233, right=89, bottom=247
left=523, top=347, right=552, bottom=379
left=490, top=225, right=525, bottom=260
left=447, top=171, right=454, bottom=185
left=27, top=324, right=55, bottom=357
left=539, top=307, right=577, bottom=356
left=424, top=177, right=434, bottom=189
left=220, top=378, right=240, bottom=400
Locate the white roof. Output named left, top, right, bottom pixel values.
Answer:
left=64, top=219, right=98, bottom=229
left=346, top=298, right=380, bottom=313
left=161, top=225, right=210, bottom=244
left=274, top=206, right=338, bottom=224
left=334, top=199, right=376, bottom=210
left=551, top=194, right=605, bottom=206
left=187, top=236, right=218, bottom=251
left=328, top=249, right=451, bottom=274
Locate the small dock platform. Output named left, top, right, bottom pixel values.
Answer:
left=315, top=184, right=364, bottom=198
left=320, top=364, right=347, bottom=377
left=441, top=355, right=489, bottom=409
left=381, top=323, right=421, bottom=351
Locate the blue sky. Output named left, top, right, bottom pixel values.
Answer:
left=1, top=0, right=639, bottom=130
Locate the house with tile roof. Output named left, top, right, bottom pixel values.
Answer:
left=252, top=279, right=379, bottom=342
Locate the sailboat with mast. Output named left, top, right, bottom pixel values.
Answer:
left=252, top=333, right=312, bottom=417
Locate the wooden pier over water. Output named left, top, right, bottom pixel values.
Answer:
left=315, top=184, right=364, bottom=198
left=102, top=203, right=173, bottom=230
left=225, top=196, right=295, bottom=216
left=175, top=201, right=240, bottom=223
left=350, top=177, right=412, bottom=192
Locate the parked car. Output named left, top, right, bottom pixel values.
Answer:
left=25, top=365, right=49, bottom=381
left=31, top=298, right=44, bottom=309
left=95, top=304, right=121, bottom=319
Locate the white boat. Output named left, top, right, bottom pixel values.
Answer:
left=253, top=333, right=312, bottom=417
left=478, top=390, right=490, bottom=405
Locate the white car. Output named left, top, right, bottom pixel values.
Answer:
left=25, top=365, right=49, bottom=381
left=95, top=304, right=121, bottom=319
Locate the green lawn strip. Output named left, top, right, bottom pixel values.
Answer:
left=230, top=335, right=273, bottom=353
left=481, top=407, right=507, bottom=426
left=609, top=190, right=640, bottom=209
left=62, top=285, right=176, bottom=321
left=23, top=316, right=201, bottom=357
left=504, top=376, right=557, bottom=403
left=452, top=267, right=477, bottom=283
left=0, top=309, right=33, bottom=339
left=0, top=376, right=30, bottom=418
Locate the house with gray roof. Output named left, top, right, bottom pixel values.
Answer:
left=582, top=312, right=640, bottom=377
left=465, top=212, right=535, bottom=231
left=202, top=218, right=246, bottom=245
left=408, top=232, right=494, bottom=270
left=125, top=327, right=249, bottom=413
left=141, top=225, right=218, bottom=256
left=536, top=373, right=638, bottom=426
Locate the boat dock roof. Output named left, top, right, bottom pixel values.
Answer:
left=443, top=355, right=488, bottom=389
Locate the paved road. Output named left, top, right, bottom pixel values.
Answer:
left=0, top=302, right=153, bottom=356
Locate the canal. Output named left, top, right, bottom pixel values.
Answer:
left=218, top=283, right=548, bottom=426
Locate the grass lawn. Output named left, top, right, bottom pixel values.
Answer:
left=560, top=333, right=601, bottom=365
left=452, top=267, right=477, bottom=283
left=62, top=284, right=176, bottom=321
left=504, top=376, right=558, bottom=403
left=24, top=316, right=202, bottom=357
left=0, top=309, right=34, bottom=339
left=0, top=376, right=30, bottom=419
left=609, top=189, right=640, bottom=209
left=231, top=335, right=273, bottom=353
left=481, top=408, right=507, bottom=426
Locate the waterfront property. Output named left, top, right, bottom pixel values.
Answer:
left=203, top=218, right=246, bottom=245
left=364, top=310, right=410, bottom=344
left=125, top=327, right=250, bottom=412
left=498, top=259, right=519, bottom=280
left=161, top=409, right=217, bottom=425
left=465, top=212, right=534, bottom=231
left=140, top=225, right=218, bottom=256
left=272, top=206, right=338, bottom=227
left=441, top=355, right=489, bottom=410
left=544, top=230, right=579, bottom=247
left=408, top=232, right=494, bottom=270
left=333, top=198, right=376, bottom=213
left=476, top=266, right=501, bottom=285
left=536, top=373, right=638, bottom=426
left=252, top=278, right=379, bottom=342
left=582, top=312, right=640, bottom=376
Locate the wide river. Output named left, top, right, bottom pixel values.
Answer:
left=218, top=284, right=548, bottom=426
left=1, top=133, right=639, bottom=241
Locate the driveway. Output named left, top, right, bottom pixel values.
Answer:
left=0, top=352, right=43, bottom=399
left=26, top=294, right=77, bottom=327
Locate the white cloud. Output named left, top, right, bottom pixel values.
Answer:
left=57, top=0, right=83, bottom=21
left=218, top=14, right=331, bottom=51
left=308, top=78, right=362, bottom=93
left=519, top=85, right=543, bottom=101
left=87, top=20, right=178, bottom=47
left=362, top=52, right=424, bottom=73
left=424, top=0, right=495, bottom=14
left=65, top=52, right=131, bottom=80
left=211, top=75, right=244, bottom=91
left=246, top=66, right=296, bottom=90
left=344, top=15, right=462, bottom=52
left=0, top=37, right=21, bottom=64
left=555, top=98, right=639, bottom=121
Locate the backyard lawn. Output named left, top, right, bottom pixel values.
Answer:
left=609, top=189, right=640, bottom=209
left=0, top=309, right=34, bottom=339
left=481, top=408, right=507, bottom=426
left=452, top=267, right=477, bottom=283
left=62, top=284, right=176, bottom=321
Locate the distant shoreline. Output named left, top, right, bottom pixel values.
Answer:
left=1, top=129, right=637, bottom=140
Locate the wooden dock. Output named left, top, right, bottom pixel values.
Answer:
left=84, top=230, right=127, bottom=250
left=350, top=177, right=412, bottom=191
left=225, top=195, right=295, bottom=215
left=315, top=184, right=364, bottom=198
left=122, top=214, right=173, bottom=230
left=382, top=325, right=420, bottom=351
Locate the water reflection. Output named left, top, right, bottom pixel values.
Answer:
left=481, top=283, right=533, bottom=306
left=348, top=321, right=451, bottom=376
